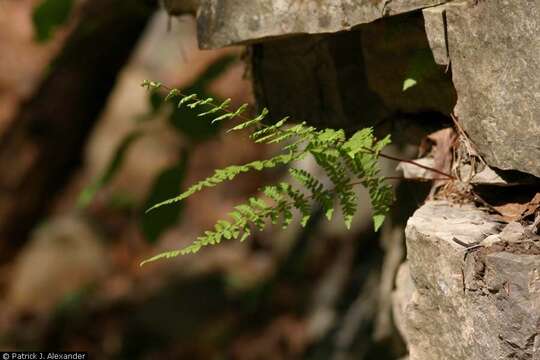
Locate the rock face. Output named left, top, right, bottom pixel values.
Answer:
left=196, top=0, right=449, bottom=48
left=251, top=30, right=388, bottom=131
left=191, top=0, right=540, bottom=178
left=442, top=0, right=540, bottom=177
left=252, top=12, right=455, bottom=130
left=394, top=201, right=540, bottom=360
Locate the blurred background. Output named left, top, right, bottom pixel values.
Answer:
left=0, top=1, right=423, bottom=358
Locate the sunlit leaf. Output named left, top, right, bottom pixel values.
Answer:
left=402, top=78, right=418, bottom=92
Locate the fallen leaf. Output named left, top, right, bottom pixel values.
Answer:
left=521, top=193, right=540, bottom=219
left=494, top=193, right=540, bottom=222
left=427, top=128, right=457, bottom=179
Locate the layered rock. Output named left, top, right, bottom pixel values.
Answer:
left=394, top=201, right=540, bottom=359
left=195, top=0, right=449, bottom=48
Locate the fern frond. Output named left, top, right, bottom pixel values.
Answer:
left=140, top=85, right=395, bottom=264
left=178, top=94, right=197, bottom=107
left=289, top=167, right=334, bottom=220
left=146, top=151, right=301, bottom=213
left=228, top=108, right=269, bottom=132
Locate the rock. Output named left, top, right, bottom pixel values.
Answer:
left=361, top=12, right=456, bottom=115
left=7, top=215, right=108, bottom=315
left=195, top=0, right=449, bottom=48
left=161, top=0, right=199, bottom=16
left=422, top=5, right=449, bottom=66
left=252, top=29, right=389, bottom=130
left=445, top=0, right=540, bottom=177
left=392, top=262, right=414, bottom=346
left=394, top=201, right=540, bottom=359
left=252, top=12, right=456, bottom=130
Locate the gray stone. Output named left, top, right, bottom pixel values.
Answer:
left=394, top=201, right=540, bottom=360
left=422, top=5, right=449, bottom=66
left=445, top=0, right=540, bottom=177
left=392, top=262, right=414, bottom=345
left=196, top=0, right=449, bottom=48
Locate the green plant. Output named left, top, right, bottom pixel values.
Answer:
left=140, top=81, right=394, bottom=265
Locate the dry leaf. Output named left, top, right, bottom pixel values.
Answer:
left=494, top=192, right=540, bottom=222
left=522, top=193, right=540, bottom=219
left=427, top=128, right=457, bottom=178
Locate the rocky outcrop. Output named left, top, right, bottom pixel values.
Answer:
left=251, top=11, right=455, bottom=131
left=171, top=1, right=540, bottom=357
left=394, top=201, right=540, bottom=359
left=195, top=0, right=449, bottom=48
left=188, top=0, right=540, bottom=178
left=424, top=0, right=540, bottom=177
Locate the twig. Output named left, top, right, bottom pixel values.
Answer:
left=373, top=151, right=455, bottom=180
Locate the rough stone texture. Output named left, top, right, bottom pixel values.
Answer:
left=422, top=5, right=449, bottom=66
left=252, top=12, right=456, bottom=130
left=196, top=0, right=449, bottom=48
left=394, top=201, right=540, bottom=360
left=444, top=0, right=540, bottom=177
left=252, top=29, right=388, bottom=131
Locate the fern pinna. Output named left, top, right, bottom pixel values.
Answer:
left=140, top=81, right=393, bottom=265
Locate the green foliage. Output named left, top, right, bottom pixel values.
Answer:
left=156, top=56, right=236, bottom=141
left=402, top=78, right=417, bottom=92
left=402, top=49, right=440, bottom=92
left=141, top=154, right=188, bottom=243
left=140, top=82, right=394, bottom=265
left=32, top=0, right=74, bottom=43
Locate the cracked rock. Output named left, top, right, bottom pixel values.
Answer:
left=394, top=201, right=540, bottom=359
left=445, top=0, right=540, bottom=177
left=195, top=0, right=449, bottom=48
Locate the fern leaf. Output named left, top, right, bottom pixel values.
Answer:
left=165, top=88, right=181, bottom=102
left=139, top=86, right=395, bottom=263
left=140, top=250, right=181, bottom=266
left=198, top=98, right=231, bottom=117
left=178, top=94, right=197, bottom=108
left=146, top=152, right=298, bottom=213
left=228, top=108, right=268, bottom=132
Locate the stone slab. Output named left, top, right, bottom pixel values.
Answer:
left=446, top=0, right=540, bottom=177
left=395, top=201, right=540, bottom=359
left=196, top=0, right=449, bottom=48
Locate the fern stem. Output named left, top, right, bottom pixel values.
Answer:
left=372, top=150, right=455, bottom=180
